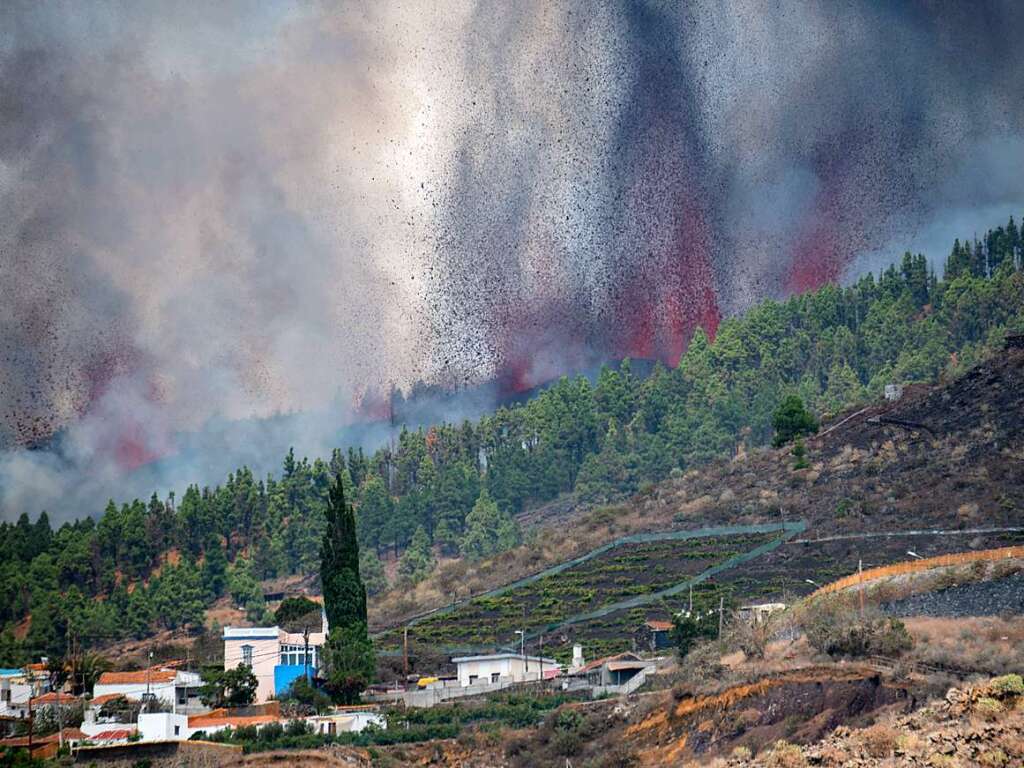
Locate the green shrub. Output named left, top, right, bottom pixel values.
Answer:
left=975, top=697, right=1004, bottom=721
left=989, top=674, right=1024, bottom=698
left=802, top=604, right=913, bottom=658
left=552, top=729, right=582, bottom=756
left=554, top=707, right=584, bottom=733
left=259, top=721, right=283, bottom=740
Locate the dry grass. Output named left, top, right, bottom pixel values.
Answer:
left=763, top=740, right=807, bottom=768
left=858, top=723, right=899, bottom=758
left=904, top=616, right=1024, bottom=675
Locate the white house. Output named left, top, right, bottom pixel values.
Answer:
left=138, top=712, right=189, bottom=742
left=0, top=666, right=51, bottom=719
left=450, top=653, right=558, bottom=687
left=307, top=708, right=385, bottom=735
left=223, top=613, right=327, bottom=703
left=135, top=707, right=383, bottom=742
left=93, top=667, right=202, bottom=711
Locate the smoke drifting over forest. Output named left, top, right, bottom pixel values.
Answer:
left=2, top=1, right=1023, bottom=521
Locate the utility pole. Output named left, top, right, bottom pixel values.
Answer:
left=144, top=649, right=153, bottom=715
left=539, top=634, right=544, bottom=686
left=402, top=627, right=409, bottom=678
left=303, top=626, right=311, bottom=683
left=27, top=691, right=33, bottom=754
left=717, top=596, right=725, bottom=638
left=858, top=559, right=865, bottom=617
left=689, top=584, right=693, bottom=614
left=59, top=626, right=70, bottom=751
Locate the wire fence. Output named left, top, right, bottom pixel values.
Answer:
left=808, top=545, right=1024, bottom=598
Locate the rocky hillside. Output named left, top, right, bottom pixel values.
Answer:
left=722, top=674, right=1024, bottom=767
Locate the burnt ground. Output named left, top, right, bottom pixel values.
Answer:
left=599, top=668, right=912, bottom=767
left=371, top=350, right=1024, bottom=644
left=882, top=571, right=1024, bottom=618
left=517, top=349, right=1024, bottom=539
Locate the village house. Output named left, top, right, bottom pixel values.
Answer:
left=307, top=706, right=385, bottom=735
left=27, top=690, right=81, bottom=715
left=93, top=666, right=202, bottom=711
left=572, top=652, right=656, bottom=691
left=223, top=611, right=327, bottom=703
left=0, top=665, right=51, bottom=719
left=0, top=727, right=86, bottom=759
left=450, top=653, right=559, bottom=687
left=134, top=701, right=383, bottom=741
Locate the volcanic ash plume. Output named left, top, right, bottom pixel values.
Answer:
left=2, top=1, right=1024, bottom=521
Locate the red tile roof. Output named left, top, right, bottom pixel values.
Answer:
left=29, top=691, right=80, bottom=706
left=0, top=728, right=86, bottom=746
left=89, top=693, right=132, bottom=707
left=188, top=714, right=279, bottom=729
left=645, top=620, right=673, bottom=632
left=97, top=669, right=177, bottom=685
left=576, top=652, right=642, bottom=674
left=90, top=729, right=134, bottom=741
left=191, top=702, right=281, bottom=721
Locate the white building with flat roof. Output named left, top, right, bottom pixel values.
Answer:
left=450, top=653, right=558, bottom=687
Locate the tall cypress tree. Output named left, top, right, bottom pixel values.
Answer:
left=320, top=473, right=375, bottom=704
left=320, top=473, right=367, bottom=629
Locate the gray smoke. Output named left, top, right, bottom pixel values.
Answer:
left=1, top=1, right=1023, bottom=522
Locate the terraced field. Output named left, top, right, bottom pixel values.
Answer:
left=384, top=530, right=787, bottom=660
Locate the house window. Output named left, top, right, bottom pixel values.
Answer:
left=491, top=673, right=500, bottom=683
left=241, top=645, right=253, bottom=667
left=468, top=675, right=478, bottom=685
left=280, top=643, right=315, bottom=667
left=174, top=725, right=180, bottom=736
left=279, top=644, right=316, bottom=667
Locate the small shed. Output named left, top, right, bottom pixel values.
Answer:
left=635, top=619, right=673, bottom=652
left=575, top=653, right=652, bottom=687
left=736, top=602, right=786, bottom=624
left=884, top=384, right=904, bottom=402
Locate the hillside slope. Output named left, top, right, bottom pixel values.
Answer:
left=379, top=348, right=1024, bottom=657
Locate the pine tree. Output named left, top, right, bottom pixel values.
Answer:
left=397, top=525, right=433, bottom=584
left=201, top=535, right=228, bottom=600
left=771, top=395, right=818, bottom=447
left=359, top=550, right=389, bottom=596
left=460, top=488, right=521, bottom=561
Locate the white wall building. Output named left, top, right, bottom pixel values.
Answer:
left=138, top=712, right=189, bottom=742
left=93, top=667, right=202, bottom=711
left=0, top=666, right=50, bottom=719
left=223, top=614, right=327, bottom=703
left=450, top=654, right=558, bottom=687
left=307, top=709, right=385, bottom=735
